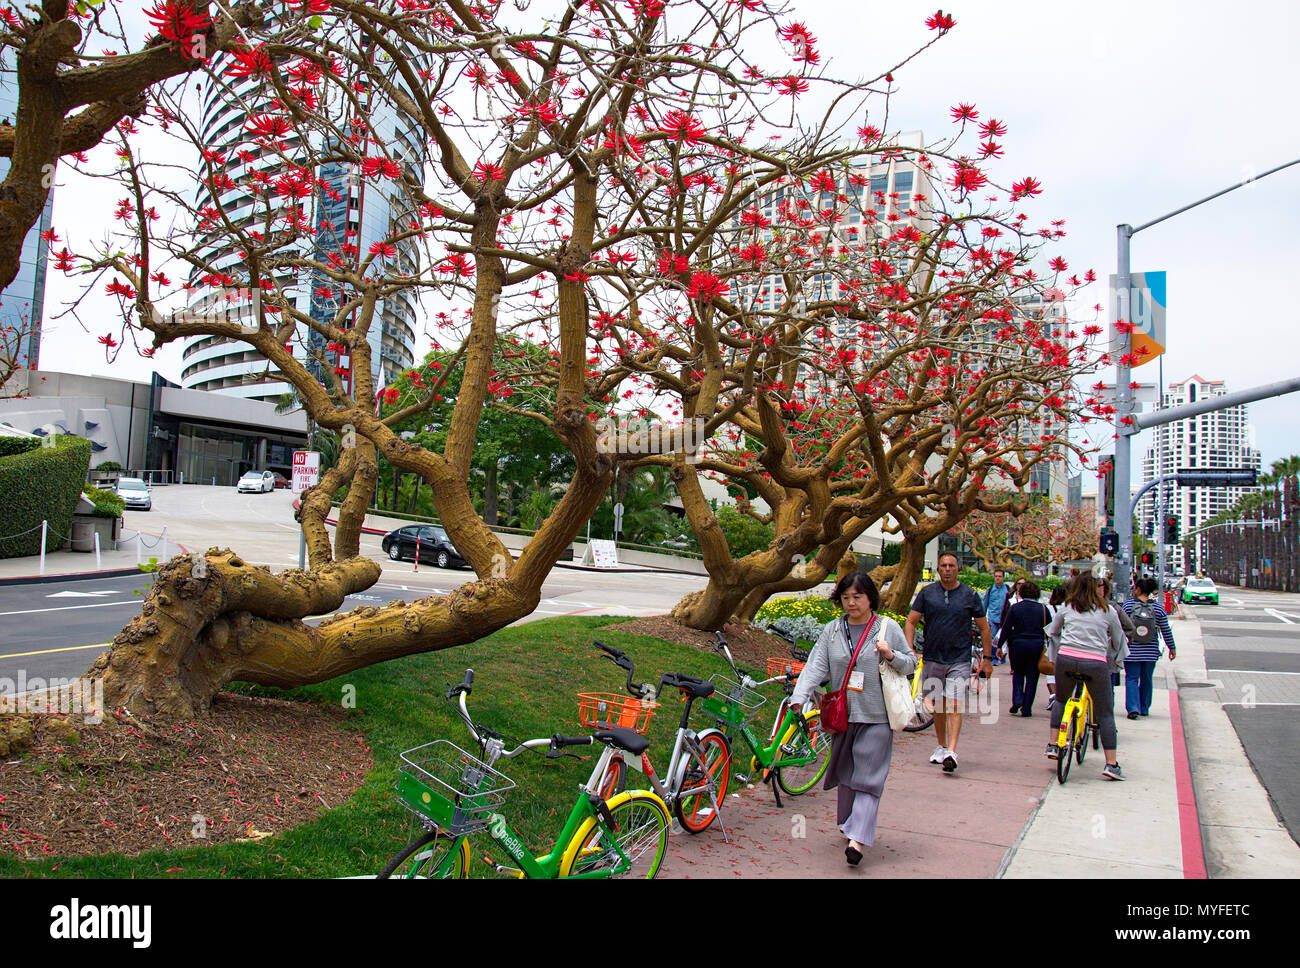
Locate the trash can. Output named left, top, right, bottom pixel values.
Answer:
left=71, top=517, right=95, bottom=552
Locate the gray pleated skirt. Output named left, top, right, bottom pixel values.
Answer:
left=824, top=721, right=893, bottom=846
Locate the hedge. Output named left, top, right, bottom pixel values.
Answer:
left=82, top=485, right=125, bottom=519
left=0, top=436, right=93, bottom=558
left=0, top=437, right=40, bottom=459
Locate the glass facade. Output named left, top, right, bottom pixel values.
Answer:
left=176, top=421, right=298, bottom=486
left=0, top=74, right=53, bottom=369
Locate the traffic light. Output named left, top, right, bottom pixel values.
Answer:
left=1141, top=551, right=1153, bottom=566
left=1144, top=519, right=1154, bottom=538
left=1100, top=531, right=1119, bottom=555
left=1165, top=515, right=1180, bottom=543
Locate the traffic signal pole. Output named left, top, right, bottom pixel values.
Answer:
left=1112, top=156, right=1300, bottom=597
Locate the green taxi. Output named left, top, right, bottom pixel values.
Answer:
left=1182, top=577, right=1219, bottom=605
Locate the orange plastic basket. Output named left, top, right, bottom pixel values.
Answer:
left=767, top=657, right=805, bottom=679
left=576, top=693, right=659, bottom=735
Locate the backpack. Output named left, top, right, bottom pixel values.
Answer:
left=1130, top=601, right=1159, bottom=646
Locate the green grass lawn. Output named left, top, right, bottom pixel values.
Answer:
left=0, top=616, right=786, bottom=879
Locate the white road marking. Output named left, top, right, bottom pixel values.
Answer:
left=0, top=601, right=137, bottom=617
left=1221, top=702, right=1300, bottom=707
left=46, top=590, right=120, bottom=598
left=1265, top=608, right=1296, bottom=625
left=1208, top=669, right=1300, bottom=676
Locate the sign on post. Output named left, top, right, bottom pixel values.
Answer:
left=1109, top=270, right=1167, bottom=367
left=291, top=451, right=321, bottom=493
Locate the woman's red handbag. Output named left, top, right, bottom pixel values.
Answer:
left=820, top=618, right=876, bottom=735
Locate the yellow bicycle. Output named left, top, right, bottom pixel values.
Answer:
left=1052, top=671, right=1099, bottom=784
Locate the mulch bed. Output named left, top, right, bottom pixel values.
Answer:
left=0, top=693, right=370, bottom=861
left=604, top=615, right=798, bottom=673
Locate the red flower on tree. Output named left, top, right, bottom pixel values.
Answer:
left=1011, top=176, right=1043, bottom=200
left=950, top=102, right=978, bottom=123
left=925, top=10, right=956, bottom=31
left=659, top=110, right=707, bottom=145
left=144, top=0, right=211, bottom=54
left=686, top=272, right=728, bottom=300
left=949, top=160, right=987, bottom=194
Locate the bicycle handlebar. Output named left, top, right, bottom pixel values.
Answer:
left=593, top=639, right=656, bottom=699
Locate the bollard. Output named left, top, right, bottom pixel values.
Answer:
left=161, top=525, right=168, bottom=560
left=40, top=519, right=47, bottom=576
left=414, top=534, right=420, bottom=573
left=135, top=530, right=141, bottom=565
left=94, top=532, right=101, bottom=570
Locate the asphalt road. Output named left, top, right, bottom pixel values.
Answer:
left=1184, top=585, right=1300, bottom=847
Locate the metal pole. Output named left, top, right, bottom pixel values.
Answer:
left=40, top=520, right=47, bottom=576
left=94, top=531, right=101, bottom=570
left=1129, top=376, right=1300, bottom=431
left=1157, top=357, right=1167, bottom=585
left=1114, top=224, right=1134, bottom=595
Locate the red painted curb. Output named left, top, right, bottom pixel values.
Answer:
left=1168, top=690, right=1208, bottom=879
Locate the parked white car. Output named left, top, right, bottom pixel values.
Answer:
left=236, top=470, right=275, bottom=493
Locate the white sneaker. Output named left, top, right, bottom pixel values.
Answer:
left=929, top=745, right=946, bottom=764
left=942, top=749, right=959, bottom=772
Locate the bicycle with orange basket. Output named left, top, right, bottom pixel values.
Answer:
left=581, top=640, right=733, bottom=837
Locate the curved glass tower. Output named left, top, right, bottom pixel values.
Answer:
left=179, top=45, right=422, bottom=402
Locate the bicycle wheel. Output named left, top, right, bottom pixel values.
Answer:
left=674, top=730, right=731, bottom=833
left=598, top=754, right=627, bottom=800
left=1075, top=698, right=1091, bottom=764
left=558, top=790, right=670, bottom=879
left=1056, top=708, right=1078, bottom=784
left=775, top=710, right=832, bottom=796
left=378, top=829, right=470, bottom=879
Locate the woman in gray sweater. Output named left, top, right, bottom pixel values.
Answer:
left=790, top=572, right=916, bottom=866
left=1043, top=573, right=1129, bottom=780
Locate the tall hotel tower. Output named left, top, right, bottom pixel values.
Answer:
left=179, top=42, right=423, bottom=402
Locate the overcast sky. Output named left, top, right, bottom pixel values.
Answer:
left=37, top=0, right=1300, bottom=489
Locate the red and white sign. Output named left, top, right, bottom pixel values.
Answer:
left=292, top=451, right=321, bottom=494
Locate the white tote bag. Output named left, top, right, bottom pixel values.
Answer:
left=877, top=630, right=915, bottom=732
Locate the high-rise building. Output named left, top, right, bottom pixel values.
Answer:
left=178, top=45, right=423, bottom=403
left=1140, top=375, right=1261, bottom=573
left=0, top=73, right=54, bottom=371
left=736, top=131, right=936, bottom=328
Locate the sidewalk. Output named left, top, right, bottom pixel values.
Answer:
left=0, top=527, right=188, bottom=583
left=661, top=641, right=1197, bottom=879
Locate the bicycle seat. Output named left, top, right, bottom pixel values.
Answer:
left=593, top=727, right=651, bottom=756
left=661, top=673, right=715, bottom=699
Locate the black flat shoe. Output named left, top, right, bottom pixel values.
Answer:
left=845, top=845, right=862, bottom=866
left=1127, top=711, right=1139, bottom=720
left=1009, top=706, right=1019, bottom=715
left=1020, top=710, right=1032, bottom=718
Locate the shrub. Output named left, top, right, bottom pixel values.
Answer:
left=93, top=460, right=123, bottom=472
left=754, top=594, right=911, bottom=637
left=82, top=485, right=125, bottom=519
left=714, top=504, right=774, bottom=559
left=0, top=436, right=93, bottom=558
left=0, top=437, right=40, bottom=459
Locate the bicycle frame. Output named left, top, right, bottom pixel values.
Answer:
left=1054, top=679, right=1094, bottom=748
left=410, top=673, right=653, bottom=879
left=592, top=642, right=730, bottom=835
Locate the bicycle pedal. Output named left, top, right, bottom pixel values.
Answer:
left=734, top=773, right=752, bottom=784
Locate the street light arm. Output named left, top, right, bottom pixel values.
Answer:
left=1132, top=158, right=1300, bottom=236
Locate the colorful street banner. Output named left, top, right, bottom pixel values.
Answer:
left=1109, top=271, right=1167, bottom=367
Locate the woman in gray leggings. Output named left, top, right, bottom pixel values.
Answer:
left=1042, top=574, right=1129, bottom=780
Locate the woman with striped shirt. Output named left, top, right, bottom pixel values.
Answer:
left=1121, top=577, right=1176, bottom=719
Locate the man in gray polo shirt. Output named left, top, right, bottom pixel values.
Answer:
left=904, top=552, right=993, bottom=773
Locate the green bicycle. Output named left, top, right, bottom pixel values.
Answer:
left=379, top=669, right=671, bottom=879
left=704, top=632, right=833, bottom=807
